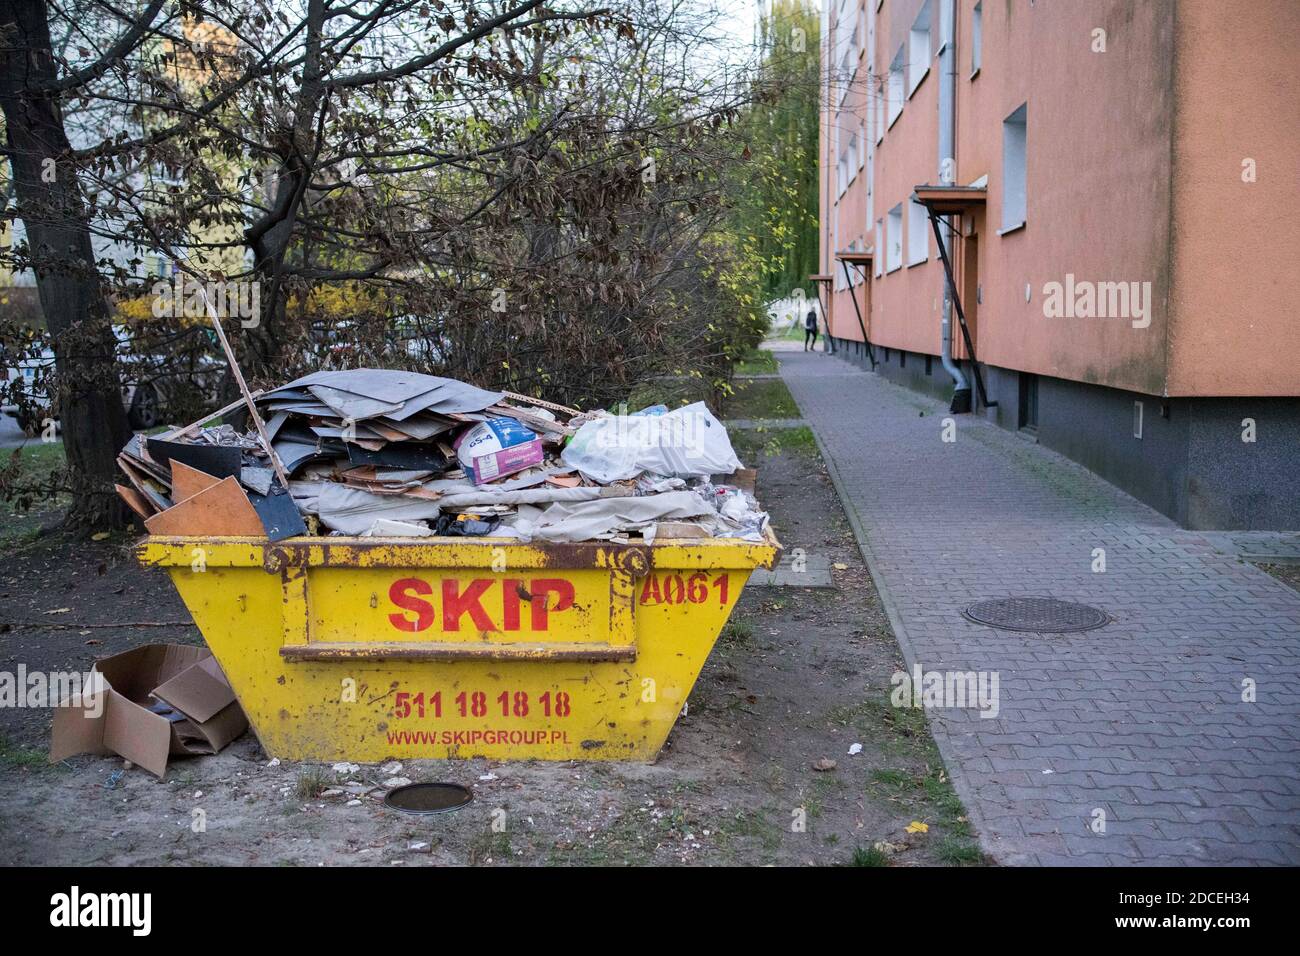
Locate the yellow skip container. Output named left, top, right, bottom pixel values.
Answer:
left=138, top=534, right=778, bottom=762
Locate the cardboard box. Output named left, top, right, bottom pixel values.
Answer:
left=50, top=644, right=248, bottom=778
left=466, top=437, right=544, bottom=485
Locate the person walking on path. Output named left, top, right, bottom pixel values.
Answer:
left=803, top=307, right=819, bottom=351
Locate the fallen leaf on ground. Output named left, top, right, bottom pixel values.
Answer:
left=812, top=758, right=837, bottom=772
left=905, top=820, right=929, bottom=834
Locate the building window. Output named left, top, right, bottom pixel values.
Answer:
left=907, top=198, right=929, bottom=265
left=971, top=2, right=983, bottom=76
left=874, top=220, right=883, bottom=277
left=908, top=1, right=931, bottom=95
left=1018, top=374, right=1039, bottom=431
left=1001, top=103, right=1027, bottom=232
left=876, top=81, right=885, bottom=143
left=886, top=204, right=903, bottom=272
left=888, top=48, right=904, bottom=127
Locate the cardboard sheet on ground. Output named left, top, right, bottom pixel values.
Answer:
left=50, top=644, right=248, bottom=779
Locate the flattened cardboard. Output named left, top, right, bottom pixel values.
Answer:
left=347, top=441, right=449, bottom=472
left=247, top=484, right=308, bottom=541
left=49, top=644, right=248, bottom=779
left=170, top=461, right=221, bottom=502
left=146, top=438, right=241, bottom=480
left=144, top=476, right=264, bottom=536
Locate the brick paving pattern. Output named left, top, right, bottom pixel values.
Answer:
left=778, top=349, right=1300, bottom=865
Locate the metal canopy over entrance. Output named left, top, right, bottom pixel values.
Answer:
left=833, top=251, right=876, bottom=369
left=912, top=185, right=996, bottom=412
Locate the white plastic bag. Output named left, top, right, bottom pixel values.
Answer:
left=561, top=402, right=742, bottom=483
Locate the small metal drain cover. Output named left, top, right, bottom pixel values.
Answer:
left=384, top=782, right=473, bottom=814
left=963, top=597, right=1108, bottom=633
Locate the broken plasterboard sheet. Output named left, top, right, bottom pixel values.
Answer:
left=519, top=490, right=713, bottom=543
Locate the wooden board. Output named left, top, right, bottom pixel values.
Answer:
left=171, top=461, right=222, bottom=503
left=115, top=484, right=152, bottom=520
left=144, top=476, right=264, bottom=536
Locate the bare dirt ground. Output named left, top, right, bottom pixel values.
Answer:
left=0, top=420, right=979, bottom=866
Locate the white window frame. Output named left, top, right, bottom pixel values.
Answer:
left=907, top=198, right=929, bottom=265
left=886, top=204, right=903, bottom=272
left=1000, top=103, right=1028, bottom=233
left=888, top=47, right=904, bottom=127
left=876, top=80, right=886, bottom=143
left=971, top=2, right=983, bottom=77
left=908, top=1, right=932, bottom=96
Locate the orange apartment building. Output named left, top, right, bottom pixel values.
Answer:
left=817, top=0, right=1300, bottom=529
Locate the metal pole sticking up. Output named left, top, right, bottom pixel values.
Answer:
left=197, top=285, right=291, bottom=488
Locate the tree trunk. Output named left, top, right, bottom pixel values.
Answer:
left=0, top=0, right=131, bottom=529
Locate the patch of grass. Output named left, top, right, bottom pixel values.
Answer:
left=850, top=845, right=890, bottom=867
left=716, top=808, right=781, bottom=853
left=468, top=827, right=513, bottom=865
left=550, top=810, right=655, bottom=866
left=871, top=768, right=915, bottom=789
left=724, top=378, right=800, bottom=420
left=729, top=425, right=818, bottom=463
left=1, top=439, right=69, bottom=547
left=832, top=693, right=988, bottom=864
left=717, top=619, right=753, bottom=648
left=10, top=438, right=66, bottom=475
left=294, top=767, right=330, bottom=800
left=935, top=836, right=984, bottom=865
left=0, top=733, right=49, bottom=770
left=734, top=349, right=778, bottom=375
left=829, top=695, right=930, bottom=755
left=1257, top=563, right=1300, bottom=593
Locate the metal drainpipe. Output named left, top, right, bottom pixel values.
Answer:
left=937, top=0, right=971, bottom=412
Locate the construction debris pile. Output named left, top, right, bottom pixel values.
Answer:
left=116, top=369, right=769, bottom=545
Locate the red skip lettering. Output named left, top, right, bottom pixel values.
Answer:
left=441, top=578, right=496, bottom=631
left=388, top=578, right=434, bottom=632
left=530, top=578, right=575, bottom=630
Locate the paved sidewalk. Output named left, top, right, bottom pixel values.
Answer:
left=778, top=349, right=1300, bottom=865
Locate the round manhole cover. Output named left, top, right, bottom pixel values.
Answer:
left=963, top=597, right=1108, bottom=634
left=384, top=782, right=473, bottom=814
